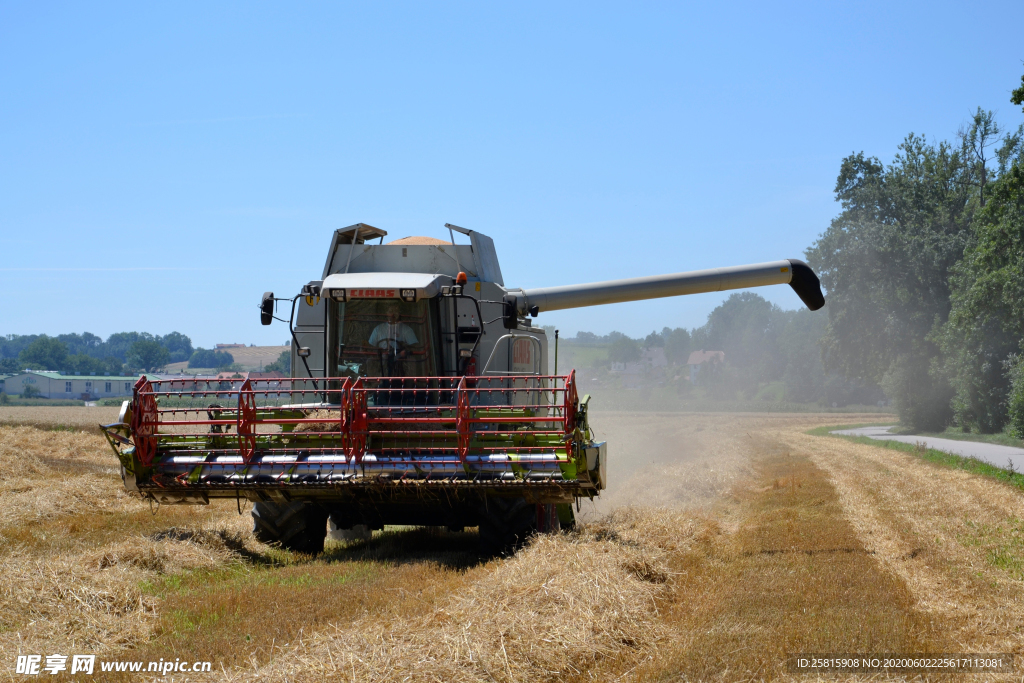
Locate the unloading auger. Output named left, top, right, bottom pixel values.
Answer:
left=103, top=223, right=824, bottom=554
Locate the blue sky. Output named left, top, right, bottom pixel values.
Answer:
left=2, top=1, right=1023, bottom=347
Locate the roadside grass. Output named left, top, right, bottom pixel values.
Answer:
left=810, top=424, right=1024, bottom=493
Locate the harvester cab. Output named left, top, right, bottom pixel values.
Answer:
left=103, top=223, right=824, bottom=555
left=282, top=223, right=540, bottom=387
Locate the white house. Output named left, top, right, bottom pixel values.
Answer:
left=686, top=350, right=725, bottom=382
left=4, top=371, right=140, bottom=400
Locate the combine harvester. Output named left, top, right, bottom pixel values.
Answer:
left=103, top=224, right=824, bottom=554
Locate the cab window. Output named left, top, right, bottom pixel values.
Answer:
left=331, top=299, right=437, bottom=377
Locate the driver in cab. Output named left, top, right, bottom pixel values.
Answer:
left=369, top=305, right=418, bottom=375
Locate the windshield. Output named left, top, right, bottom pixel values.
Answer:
left=331, top=299, right=437, bottom=378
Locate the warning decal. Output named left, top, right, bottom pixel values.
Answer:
left=512, top=337, right=534, bottom=373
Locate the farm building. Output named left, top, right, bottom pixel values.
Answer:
left=4, top=371, right=140, bottom=400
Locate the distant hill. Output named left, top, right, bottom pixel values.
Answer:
left=165, top=345, right=289, bottom=373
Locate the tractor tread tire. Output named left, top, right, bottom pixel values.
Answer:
left=252, top=501, right=328, bottom=555
left=478, top=496, right=538, bottom=556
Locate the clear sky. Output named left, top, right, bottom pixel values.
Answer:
left=2, top=1, right=1023, bottom=347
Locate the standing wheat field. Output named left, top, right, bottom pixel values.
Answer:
left=1, top=407, right=1021, bottom=681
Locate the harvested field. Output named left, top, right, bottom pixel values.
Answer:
left=0, top=406, right=120, bottom=431
left=1, top=411, right=1022, bottom=681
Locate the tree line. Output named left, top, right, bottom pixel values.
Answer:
left=562, top=290, right=881, bottom=407
left=0, top=332, right=235, bottom=374
left=807, top=71, right=1024, bottom=436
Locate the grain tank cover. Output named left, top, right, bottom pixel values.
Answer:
left=320, top=272, right=446, bottom=302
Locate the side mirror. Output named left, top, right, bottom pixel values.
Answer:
left=260, top=292, right=274, bottom=325
left=502, top=295, right=518, bottom=330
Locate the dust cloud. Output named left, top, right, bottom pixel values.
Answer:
left=579, top=410, right=759, bottom=520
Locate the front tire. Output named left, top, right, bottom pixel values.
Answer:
left=251, top=501, right=328, bottom=554
left=479, top=497, right=552, bottom=556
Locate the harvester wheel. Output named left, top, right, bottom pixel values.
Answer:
left=251, top=501, right=328, bottom=554
left=478, top=496, right=542, bottom=555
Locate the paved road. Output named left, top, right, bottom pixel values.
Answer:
left=831, top=425, right=1024, bottom=472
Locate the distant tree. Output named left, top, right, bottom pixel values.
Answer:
left=21, top=384, right=41, bottom=398
left=643, top=331, right=664, bottom=347
left=126, top=340, right=170, bottom=372
left=661, top=327, right=692, bottom=365
left=103, top=332, right=150, bottom=362
left=265, top=350, right=291, bottom=374
left=65, top=353, right=105, bottom=375
left=189, top=348, right=234, bottom=369
left=0, top=334, right=40, bottom=360
left=0, top=358, right=19, bottom=374
left=57, top=332, right=104, bottom=357
left=608, top=336, right=640, bottom=365
left=159, top=332, right=194, bottom=363
left=690, top=293, right=788, bottom=394
left=777, top=309, right=827, bottom=403
left=18, top=336, right=69, bottom=371
left=101, top=357, right=126, bottom=375
left=693, top=355, right=740, bottom=400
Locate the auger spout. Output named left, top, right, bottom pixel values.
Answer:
left=516, top=259, right=824, bottom=314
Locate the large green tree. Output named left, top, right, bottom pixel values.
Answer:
left=939, top=90, right=1024, bottom=432
left=807, top=132, right=979, bottom=430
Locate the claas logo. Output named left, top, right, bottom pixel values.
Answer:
left=349, top=289, right=397, bottom=298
